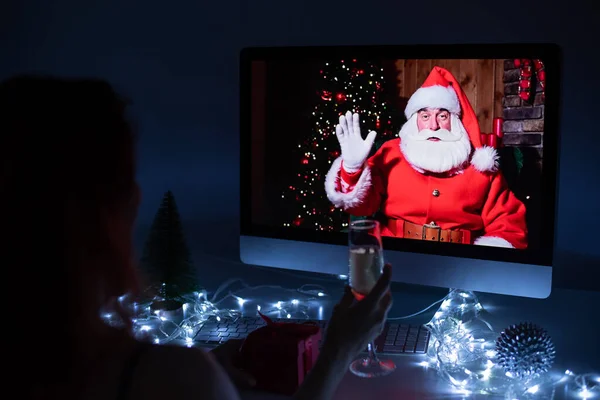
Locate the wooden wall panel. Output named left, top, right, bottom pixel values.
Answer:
left=394, top=59, right=405, bottom=98
left=476, top=59, right=495, bottom=133
left=404, top=59, right=418, bottom=98
left=493, top=59, right=505, bottom=122
left=393, top=59, right=505, bottom=133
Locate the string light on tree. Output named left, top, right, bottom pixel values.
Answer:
left=281, top=59, right=402, bottom=231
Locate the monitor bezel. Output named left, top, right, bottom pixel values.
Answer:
left=240, top=43, right=561, bottom=267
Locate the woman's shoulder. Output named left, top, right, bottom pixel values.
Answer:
left=129, top=342, right=240, bottom=399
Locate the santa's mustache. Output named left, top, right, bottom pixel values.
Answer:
left=409, top=128, right=462, bottom=142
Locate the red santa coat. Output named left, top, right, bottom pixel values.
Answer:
left=324, top=138, right=528, bottom=249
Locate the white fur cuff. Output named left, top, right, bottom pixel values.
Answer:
left=404, top=84, right=461, bottom=119
left=324, top=157, right=372, bottom=210
left=474, top=236, right=515, bottom=248
left=471, top=146, right=499, bottom=173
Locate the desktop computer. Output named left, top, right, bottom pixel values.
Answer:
left=232, top=43, right=560, bottom=355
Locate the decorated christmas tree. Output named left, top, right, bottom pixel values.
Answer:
left=139, top=190, right=198, bottom=301
left=281, top=59, right=402, bottom=231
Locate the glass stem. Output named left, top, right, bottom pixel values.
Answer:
left=367, top=341, right=379, bottom=362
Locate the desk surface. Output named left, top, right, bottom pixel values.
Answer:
left=197, top=257, right=600, bottom=399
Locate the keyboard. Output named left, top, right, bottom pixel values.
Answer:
left=194, top=316, right=430, bottom=355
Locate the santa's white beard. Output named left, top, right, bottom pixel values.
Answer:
left=399, top=114, right=472, bottom=173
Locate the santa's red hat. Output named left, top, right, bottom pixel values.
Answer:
left=404, top=66, right=498, bottom=172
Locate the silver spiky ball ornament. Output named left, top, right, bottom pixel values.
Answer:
left=496, top=322, right=556, bottom=380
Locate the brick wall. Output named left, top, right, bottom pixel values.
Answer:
left=502, top=60, right=544, bottom=157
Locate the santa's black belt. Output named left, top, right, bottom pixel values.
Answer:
left=387, top=219, right=471, bottom=244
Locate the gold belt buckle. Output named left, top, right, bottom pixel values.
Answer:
left=423, top=221, right=441, bottom=241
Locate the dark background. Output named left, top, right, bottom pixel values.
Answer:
left=2, top=0, right=598, bottom=292
left=263, top=60, right=318, bottom=226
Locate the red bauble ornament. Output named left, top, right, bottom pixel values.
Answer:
left=537, top=69, right=546, bottom=82
left=376, top=119, right=381, bottom=129
left=358, top=69, right=364, bottom=75
left=329, top=150, right=340, bottom=158
left=302, top=158, right=309, bottom=165
left=375, top=82, right=382, bottom=91
left=293, top=217, right=303, bottom=227
left=320, top=90, right=332, bottom=101
left=335, top=92, right=347, bottom=103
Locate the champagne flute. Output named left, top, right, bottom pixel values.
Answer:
left=348, top=219, right=396, bottom=378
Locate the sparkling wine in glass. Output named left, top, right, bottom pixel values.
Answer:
left=348, top=219, right=396, bottom=378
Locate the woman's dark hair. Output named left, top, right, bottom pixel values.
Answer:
left=1, top=75, right=139, bottom=383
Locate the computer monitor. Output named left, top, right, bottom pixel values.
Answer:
left=239, top=44, right=560, bottom=299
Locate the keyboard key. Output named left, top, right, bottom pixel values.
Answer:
left=415, top=343, right=427, bottom=353
left=383, top=345, right=405, bottom=353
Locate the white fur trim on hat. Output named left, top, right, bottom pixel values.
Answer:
left=474, top=236, right=515, bottom=248
left=471, top=146, right=499, bottom=173
left=404, top=84, right=461, bottom=119
left=324, top=157, right=372, bottom=210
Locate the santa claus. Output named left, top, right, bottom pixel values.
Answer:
left=324, top=66, right=527, bottom=249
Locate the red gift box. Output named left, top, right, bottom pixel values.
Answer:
left=238, top=312, right=321, bottom=395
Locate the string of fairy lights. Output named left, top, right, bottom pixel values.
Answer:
left=101, top=280, right=331, bottom=346
left=281, top=59, right=400, bottom=232
left=422, top=290, right=599, bottom=399
left=102, top=284, right=598, bottom=398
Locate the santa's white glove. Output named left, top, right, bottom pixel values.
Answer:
left=335, top=111, right=377, bottom=173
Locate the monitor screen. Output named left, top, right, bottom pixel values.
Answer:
left=241, top=45, right=559, bottom=277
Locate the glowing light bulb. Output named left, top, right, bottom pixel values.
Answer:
left=317, top=292, right=325, bottom=297
left=527, top=385, right=539, bottom=394
left=291, top=299, right=299, bottom=305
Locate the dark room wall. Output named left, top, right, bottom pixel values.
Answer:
left=2, top=0, right=598, bottom=291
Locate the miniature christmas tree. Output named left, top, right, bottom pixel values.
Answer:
left=139, top=190, right=198, bottom=302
